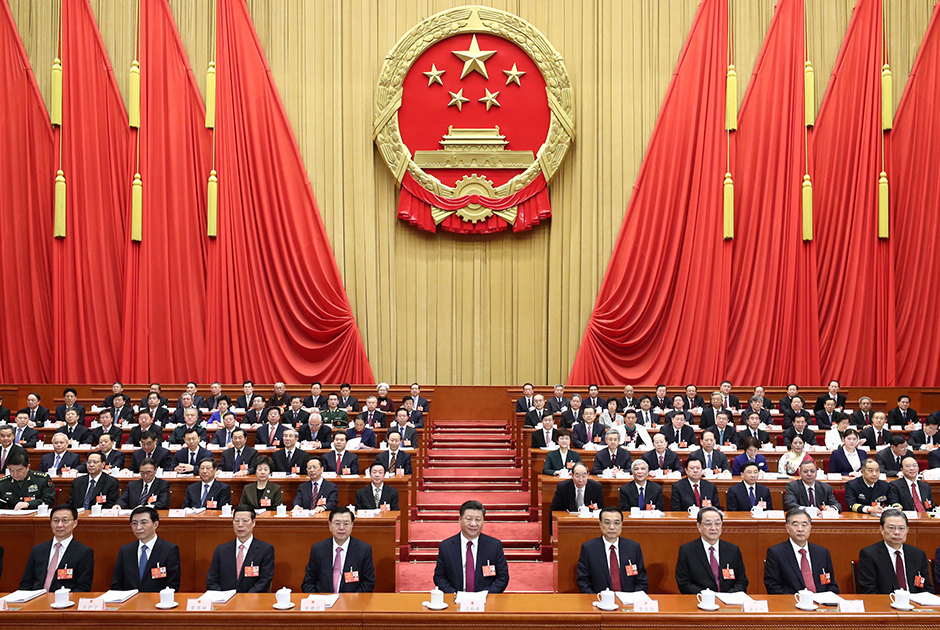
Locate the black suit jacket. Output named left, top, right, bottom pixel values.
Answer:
left=130, top=446, right=173, bottom=472
left=531, top=428, right=559, bottom=448
left=844, top=477, right=891, bottom=512
left=210, top=427, right=237, bottom=447
left=298, top=424, right=333, bottom=445
left=671, top=478, right=721, bottom=510
left=859, top=426, right=893, bottom=448
left=172, top=446, right=213, bottom=469
left=543, top=449, right=582, bottom=475
left=375, top=449, right=413, bottom=475
left=524, top=408, right=551, bottom=428
left=641, top=449, right=684, bottom=474
left=55, top=403, right=87, bottom=425
left=292, top=478, right=338, bottom=510
left=733, top=428, right=770, bottom=448
left=546, top=397, right=571, bottom=414
left=206, top=538, right=275, bottom=592
left=67, top=473, right=119, bottom=509
left=699, top=407, right=732, bottom=430
left=20, top=538, right=95, bottom=591
left=302, top=394, right=328, bottom=410
left=55, top=423, right=89, bottom=444
left=618, top=481, right=665, bottom=511
left=236, top=394, right=255, bottom=409
left=687, top=448, right=730, bottom=472
left=323, top=450, right=359, bottom=475
left=551, top=479, right=605, bottom=511
left=356, top=410, right=386, bottom=428
left=128, top=420, right=165, bottom=445
left=98, top=449, right=127, bottom=471
left=339, top=396, right=359, bottom=413
left=39, top=450, right=82, bottom=473
left=591, top=448, right=632, bottom=474
left=238, top=482, right=282, bottom=510
left=888, top=478, right=935, bottom=511
left=110, top=406, right=135, bottom=425
left=117, top=478, right=171, bottom=509
left=433, top=533, right=509, bottom=593
left=1, top=443, right=28, bottom=472
left=783, top=480, right=841, bottom=511
left=814, top=409, right=837, bottom=430
left=87, top=424, right=123, bottom=446
left=516, top=396, right=535, bottom=413
left=908, top=429, right=940, bottom=450
left=254, top=423, right=286, bottom=447
left=302, top=536, right=375, bottom=592
left=272, top=448, right=311, bottom=473
left=781, top=408, right=813, bottom=430
left=676, top=539, right=748, bottom=593
left=783, top=426, right=817, bottom=447
left=577, top=536, right=648, bottom=593
left=876, top=447, right=913, bottom=476
left=111, top=537, right=181, bottom=591
left=660, top=424, right=697, bottom=447
left=704, top=424, right=736, bottom=447
left=726, top=481, right=773, bottom=511
left=929, top=449, right=940, bottom=471
left=764, top=541, right=839, bottom=594
left=572, top=422, right=606, bottom=448
left=19, top=406, right=51, bottom=426
left=814, top=393, right=846, bottom=412
left=850, top=409, right=874, bottom=428
left=858, top=542, right=933, bottom=593
left=354, top=483, right=399, bottom=510
left=283, top=409, right=310, bottom=429
left=182, top=480, right=232, bottom=508
left=559, top=408, right=585, bottom=428
left=171, top=407, right=203, bottom=427
left=220, top=447, right=258, bottom=474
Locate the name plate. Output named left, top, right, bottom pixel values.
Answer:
left=634, top=600, right=659, bottom=613
left=300, top=598, right=325, bottom=611
left=838, top=600, right=865, bottom=613
left=0, top=598, right=8, bottom=610
left=78, top=597, right=105, bottom=611
left=819, top=510, right=841, bottom=519
left=743, top=600, right=769, bottom=613
left=168, top=509, right=187, bottom=518
left=458, top=600, right=485, bottom=612
left=186, top=599, right=212, bottom=611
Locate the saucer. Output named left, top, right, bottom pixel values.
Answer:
left=273, top=601, right=295, bottom=610
left=422, top=601, right=448, bottom=610
left=891, top=602, right=915, bottom=611
left=795, top=603, right=818, bottom=611
left=50, top=601, right=75, bottom=609
left=155, top=601, right=179, bottom=609
left=696, top=602, right=720, bottom=611
left=592, top=601, right=619, bottom=611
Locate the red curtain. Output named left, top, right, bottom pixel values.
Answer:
left=569, top=0, right=731, bottom=386
left=727, top=0, right=820, bottom=384
left=891, top=1, right=940, bottom=385
left=810, top=0, right=895, bottom=386
left=119, top=0, right=211, bottom=382
left=52, top=0, right=132, bottom=382
left=0, top=0, right=54, bottom=382
left=207, top=0, right=373, bottom=384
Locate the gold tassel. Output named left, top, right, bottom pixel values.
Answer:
left=129, top=60, right=140, bottom=128
left=882, top=64, right=893, bottom=130
left=51, top=57, right=63, bottom=126
left=131, top=172, right=143, bottom=241
left=878, top=171, right=889, bottom=238
left=54, top=170, right=67, bottom=237
left=723, top=172, right=734, bottom=239
left=804, top=60, right=815, bottom=127
left=207, top=169, right=218, bottom=237
left=205, top=62, right=216, bottom=129
left=802, top=174, right=813, bottom=241
left=725, top=65, right=738, bottom=131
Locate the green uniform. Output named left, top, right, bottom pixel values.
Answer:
left=0, top=469, right=55, bottom=509
left=320, top=408, right=350, bottom=429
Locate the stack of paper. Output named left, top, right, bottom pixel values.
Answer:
left=2, top=589, right=45, bottom=603
left=812, top=592, right=844, bottom=606
left=715, top=592, right=752, bottom=605
left=101, top=590, right=138, bottom=603
left=304, top=593, right=339, bottom=608
left=615, top=591, right=650, bottom=605
left=910, top=592, right=940, bottom=606
left=201, top=590, right=236, bottom=603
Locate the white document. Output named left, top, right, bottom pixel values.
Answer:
left=455, top=590, right=488, bottom=603
left=1, top=589, right=46, bottom=603
left=715, top=592, right=752, bottom=605
left=304, top=593, right=339, bottom=608
left=615, top=591, right=650, bottom=605
left=812, top=592, right=844, bottom=605
left=201, top=589, right=236, bottom=603
left=0, top=509, right=38, bottom=516
left=910, top=592, right=940, bottom=606
left=101, top=589, right=138, bottom=603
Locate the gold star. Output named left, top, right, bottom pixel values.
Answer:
left=478, top=88, right=501, bottom=111
left=452, top=35, right=497, bottom=79
left=447, top=88, right=470, bottom=111
left=423, top=64, right=445, bottom=87
left=503, top=63, right=525, bottom=86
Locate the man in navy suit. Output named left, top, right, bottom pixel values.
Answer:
left=19, top=393, right=51, bottom=427
left=171, top=428, right=213, bottom=474
left=858, top=509, right=933, bottom=594
left=284, top=396, right=310, bottom=429
left=272, top=428, right=310, bottom=474
left=764, top=508, right=839, bottom=594
left=117, top=459, right=171, bottom=509
left=54, top=409, right=89, bottom=444
left=220, top=428, right=258, bottom=475
left=660, top=412, right=697, bottom=447
left=675, top=506, right=748, bottom=593
left=254, top=408, right=287, bottom=447
left=323, top=433, right=359, bottom=475
left=618, top=460, right=665, bottom=511
left=572, top=407, right=606, bottom=448
left=183, top=458, right=232, bottom=509
left=551, top=463, right=604, bottom=512
left=67, top=451, right=119, bottom=509
left=39, top=433, right=82, bottom=473
left=109, top=393, right=135, bottom=426
left=92, top=434, right=127, bottom=471
left=577, top=507, right=648, bottom=593
left=687, top=432, right=729, bottom=473
left=87, top=408, right=123, bottom=446
left=19, top=504, right=95, bottom=592
left=302, top=507, right=375, bottom=592
left=374, top=432, right=413, bottom=475
left=130, top=431, right=173, bottom=472
left=54, top=388, right=87, bottom=425
left=591, top=430, right=632, bottom=475
left=726, top=461, right=773, bottom=511
left=206, top=506, right=275, bottom=592
left=433, top=500, right=509, bottom=593
left=408, top=383, right=430, bottom=414
left=210, top=412, right=239, bottom=448
left=293, top=457, right=338, bottom=513
left=642, top=433, right=685, bottom=475
left=671, top=459, right=721, bottom=511
left=355, top=462, right=400, bottom=510
left=111, top=506, right=181, bottom=592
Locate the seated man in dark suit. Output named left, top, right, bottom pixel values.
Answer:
left=741, top=396, right=772, bottom=426
left=433, top=500, right=509, bottom=593
left=140, top=385, right=169, bottom=410
left=671, top=458, right=721, bottom=511
left=19, top=503, right=95, bottom=592
left=782, top=395, right=813, bottom=430
left=726, top=461, right=773, bottom=511
left=814, top=398, right=839, bottom=430
left=543, top=430, right=581, bottom=476
left=19, top=393, right=51, bottom=427
left=111, top=506, right=181, bottom=592
left=301, top=382, right=326, bottom=411
left=171, top=427, right=213, bottom=475
left=572, top=407, right=606, bottom=449
left=235, top=381, right=256, bottom=410
left=618, top=460, right=664, bottom=511
left=170, top=393, right=203, bottom=429
left=354, top=462, right=399, bottom=510
left=675, top=506, right=748, bottom=593
left=783, top=458, right=841, bottom=512
left=272, top=428, right=310, bottom=474
left=516, top=383, right=536, bottom=413
left=783, top=415, right=818, bottom=447
left=876, top=435, right=914, bottom=477
left=374, top=431, right=413, bottom=475
left=346, top=415, right=377, bottom=448
left=858, top=509, right=933, bottom=593
left=298, top=412, right=333, bottom=447
left=909, top=415, right=940, bottom=450
left=92, top=434, right=127, bottom=471
left=168, top=407, right=207, bottom=445
left=127, top=409, right=162, bottom=447
left=524, top=394, right=550, bottom=428
left=356, top=397, right=386, bottom=429
left=887, top=394, right=918, bottom=428
left=109, top=393, right=135, bottom=426
left=733, top=411, right=770, bottom=448
left=210, top=412, right=240, bottom=448
left=619, top=385, right=640, bottom=412
left=845, top=458, right=891, bottom=515
left=591, top=429, right=632, bottom=475
left=283, top=396, right=309, bottom=429
left=659, top=412, right=697, bottom=448
left=323, top=433, right=359, bottom=475
left=67, top=451, right=119, bottom=509
left=117, top=458, right=170, bottom=510
left=177, top=383, right=206, bottom=410
left=206, top=505, right=275, bottom=592
left=293, top=456, right=338, bottom=513
left=39, top=433, right=82, bottom=473
left=338, top=383, right=359, bottom=414
left=54, top=409, right=88, bottom=444
left=687, top=431, right=729, bottom=473
left=130, top=430, right=173, bottom=473
left=559, top=395, right=584, bottom=429
left=400, top=397, right=425, bottom=428
left=101, top=383, right=123, bottom=409
left=546, top=385, right=571, bottom=415
left=54, top=387, right=87, bottom=426
left=577, top=507, right=648, bottom=593
left=813, top=381, right=846, bottom=413
left=0, top=425, right=28, bottom=474
left=302, top=507, right=375, bottom=592
left=888, top=455, right=934, bottom=512
left=87, top=408, right=123, bottom=445
left=9, top=410, right=40, bottom=449
left=859, top=411, right=893, bottom=448
left=764, top=508, right=839, bottom=594
left=254, top=407, right=287, bottom=447
left=220, top=428, right=258, bottom=475
left=642, top=433, right=684, bottom=474
left=183, top=457, right=232, bottom=509
left=704, top=410, right=736, bottom=447
left=551, top=463, right=604, bottom=512
left=699, top=392, right=730, bottom=430
left=849, top=396, right=874, bottom=428
left=531, top=413, right=559, bottom=448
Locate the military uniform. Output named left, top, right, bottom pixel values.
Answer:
left=0, top=470, right=55, bottom=509
left=320, top=408, right=350, bottom=429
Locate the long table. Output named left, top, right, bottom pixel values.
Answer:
left=553, top=511, right=940, bottom=595
left=2, top=592, right=936, bottom=630
left=0, top=510, right=399, bottom=594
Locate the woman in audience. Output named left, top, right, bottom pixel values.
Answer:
left=825, top=414, right=852, bottom=449
left=598, top=397, right=623, bottom=429
left=375, top=382, right=395, bottom=413
left=732, top=436, right=769, bottom=475
left=827, top=428, right=866, bottom=475
left=207, top=395, right=232, bottom=425
left=777, top=435, right=810, bottom=476
left=238, top=456, right=283, bottom=511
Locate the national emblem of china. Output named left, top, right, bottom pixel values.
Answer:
left=374, top=6, right=574, bottom=234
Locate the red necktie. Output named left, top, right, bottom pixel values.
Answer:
left=799, top=549, right=816, bottom=592
left=912, top=483, right=926, bottom=512
left=808, top=486, right=816, bottom=507
left=465, top=541, right=475, bottom=591
left=877, top=431, right=883, bottom=446
left=709, top=546, right=721, bottom=591
left=609, top=544, right=622, bottom=591
left=658, top=454, right=664, bottom=469
left=896, top=550, right=907, bottom=589
left=693, top=483, right=701, bottom=507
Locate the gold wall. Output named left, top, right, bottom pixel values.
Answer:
left=8, top=0, right=935, bottom=385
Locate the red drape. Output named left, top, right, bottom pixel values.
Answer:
left=52, top=0, right=132, bottom=382
left=727, top=0, right=820, bottom=384
left=810, top=0, right=895, bottom=386
left=891, top=1, right=940, bottom=385
left=120, top=0, right=211, bottom=382
left=568, top=0, right=731, bottom=386
left=207, top=0, right=373, bottom=384
left=0, top=0, right=54, bottom=382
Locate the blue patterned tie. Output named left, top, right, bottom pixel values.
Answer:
left=638, top=485, right=645, bottom=508
left=138, top=545, right=149, bottom=581
left=749, top=486, right=756, bottom=507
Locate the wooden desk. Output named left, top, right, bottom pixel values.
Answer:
left=553, top=511, right=940, bottom=595
left=0, top=510, right=399, bottom=593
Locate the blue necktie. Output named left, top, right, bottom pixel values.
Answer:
left=707, top=454, right=712, bottom=470
left=201, top=484, right=209, bottom=507
left=638, top=486, right=645, bottom=508
left=15, top=428, right=22, bottom=444
left=234, top=450, right=241, bottom=470
left=83, top=478, right=97, bottom=509
left=138, top=545, right=149, bottom=581
left=749, top=486, right=756, bottom=507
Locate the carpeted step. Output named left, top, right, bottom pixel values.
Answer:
left=413, top=508, right=536, bottom=522
left=408, top=521, right=541, bottom=544
left=420, top=467, right=523, bottom=480
left=432, top=420, right=509, bottom=429
left=420, top=480, right=524, bottom=492
left=416, top=491, right=531, bottom=510
left=406, top=547, right=543, bottom=561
